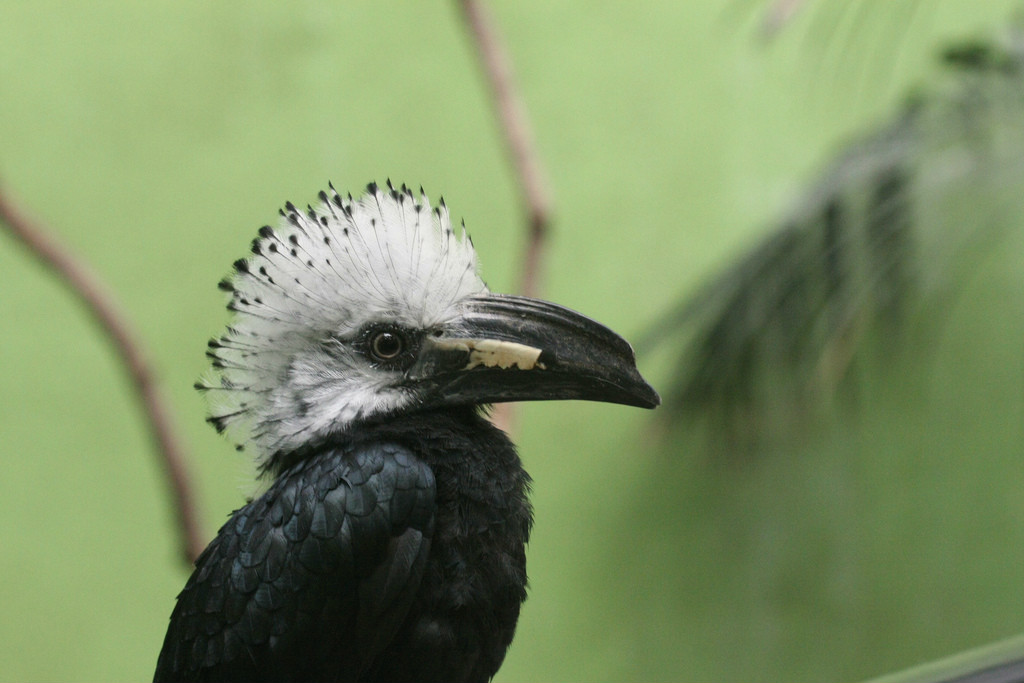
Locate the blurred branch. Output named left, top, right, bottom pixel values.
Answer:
left=457, top=0, right=554, bottom=434
left=0, top=182, right=203, bottom=565
left=759, top=0, right=809, bottom=38
left=458, top=0, right=552, bottom=299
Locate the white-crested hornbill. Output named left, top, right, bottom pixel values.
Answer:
left=153, top=182, right=659, bottom=682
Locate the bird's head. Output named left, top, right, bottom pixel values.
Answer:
left=199, top=182, right=659, bottom=472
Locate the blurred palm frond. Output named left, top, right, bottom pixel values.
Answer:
left=641, top=15, right=1024, bottom=449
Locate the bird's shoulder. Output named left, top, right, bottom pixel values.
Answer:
left=154, top=440, right=436, bottom=682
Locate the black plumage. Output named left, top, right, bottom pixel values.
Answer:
left=156, top=409, right=531, bottom=682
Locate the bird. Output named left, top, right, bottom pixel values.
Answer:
left=153, top=181, right=659, bottom=682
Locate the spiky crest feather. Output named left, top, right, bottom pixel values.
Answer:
left=197, top=182, right=487, bottom=469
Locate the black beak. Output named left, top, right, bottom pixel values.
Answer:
left=408, top=294, right=660, bottom=410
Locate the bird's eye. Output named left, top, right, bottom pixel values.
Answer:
left=370, top=330, right=405, bottom=360
left=360, top=324, right=419, bottom=368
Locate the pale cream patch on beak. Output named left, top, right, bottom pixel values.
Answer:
left=438, top=338, right=546, bottom=371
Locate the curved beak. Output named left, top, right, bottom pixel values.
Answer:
left=408, top=294, right=660, bottom=410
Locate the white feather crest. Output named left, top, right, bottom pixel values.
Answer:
left=199, top=182, right=487, bottom=465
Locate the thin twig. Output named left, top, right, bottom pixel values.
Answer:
left=458, top=0, right=554, bottom=434
left=458, top=0, right=553, bottom=299
left=0, top=182, right=204, bottom=565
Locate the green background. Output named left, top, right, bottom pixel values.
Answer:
left=1, top=2, right=1022, bottom=680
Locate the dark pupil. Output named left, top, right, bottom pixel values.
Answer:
left=372, top=331, right=403, bottom=359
